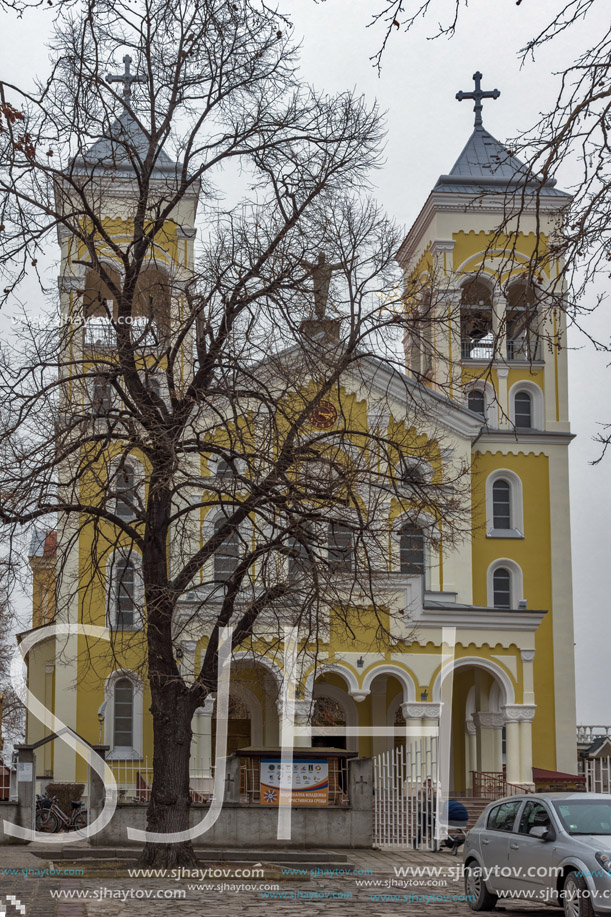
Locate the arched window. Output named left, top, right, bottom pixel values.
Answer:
left=91, top=373, right=112, bottom=413
left=113, top=678, right=134, bottom=748
left=115, top=558, right=135, bottom=627
left=468, top=389, right=486, bottom=418
left=115, top=464, right=135, bottom=520
left=514, top=391, right=532, bottom=428
left=288, top=535, right=312, bottom=582
left=147, top=376, right=162, bottom=399
left=328, top=523, right=353, bottom=572
left=216, top=458, right=236, bottom=479
left=493, top=567, right=512, bottom=609
left=460, top=279, right=493, bottom=360
left=492, top=479, right=511, bottom=529
left=399, top=525, right=425, bottom=574
left=214, top=519, right=240, bottom=582
left=400, top=457, right=432, bottom=488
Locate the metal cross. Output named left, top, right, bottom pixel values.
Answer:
left=107, top=54, right=145, bottom=102
left=455, top=71, right=500, bottom=129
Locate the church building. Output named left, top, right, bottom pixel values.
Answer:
left=24, top=71, right=577, bottom=807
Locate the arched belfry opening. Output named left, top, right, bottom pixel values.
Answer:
left=506, top=280, right=539, bottom=361
left=133, top=265, right=171, bottom=346
left=81, top=264, right=171, bottom=349
left=83, top=265, right=121, bottom=348
left=460, top=278, right=493, bottom=360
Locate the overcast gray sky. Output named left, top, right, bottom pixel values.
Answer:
left=2, top=0, right=609, bottom=724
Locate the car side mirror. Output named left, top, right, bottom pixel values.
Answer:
left=529, top=825, right=554, bottom=841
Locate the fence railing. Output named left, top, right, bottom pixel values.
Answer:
left=472, top=770, right=533, bottom=799
left=577, top=725, right=611, bottom=744
left=108, top=758, right=214, bottom=804
left=507, top=338, right=541, bottom=361
left=461, top=340, right=494, bottom=361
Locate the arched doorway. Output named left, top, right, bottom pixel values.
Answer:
left=312, top=695, right=346, bottom=750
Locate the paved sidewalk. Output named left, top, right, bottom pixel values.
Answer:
left=0, top=845, right=547, bottom=916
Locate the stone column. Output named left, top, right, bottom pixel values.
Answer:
left=493, top=292, right=507, bottom=359
left=520, top=719, right=534, bottom=787
left=402, top=702, right=442, bottom=782
left=370, top=681, right=387, bottom=756
left=89, top=744, right=109, bottom=847
left=504, top=720, right=521, bottom=785
left=15, top=745, right=36, bottom=842
left=191, top=696, right=215, bottom=778
left=473, top=711, right=504, bottom=773
left=278, top=699, right=312, bottom=749
left=465, top=719, right=477, bottom=792
left=502, top=704, right=536, bottom=787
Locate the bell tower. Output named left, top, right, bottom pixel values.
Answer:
left=397, top=73, right=577, bottom=775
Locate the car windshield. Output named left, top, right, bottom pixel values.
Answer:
left=552, top=800, right=611, bottom=836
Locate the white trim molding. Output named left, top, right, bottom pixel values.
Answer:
left=502, top=704, right=536, bottom=723
left=401, top=701, right=442, bottom=720
left=485, top=468, right=524, bottom=538
left=105, top=547, right=145, bottom=630
left=464, top=378, right=498, bottom=428
left=432, top=656, right=516, bottom=705
left=508, top=380, right=544, bottom=430
left=104, top=669, right=144, bottom=760
left=486, top=558, right=524, bottom=610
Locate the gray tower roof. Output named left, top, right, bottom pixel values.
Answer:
left=434, top=127, right=570, bottom=199
left=73, top=109, right=180, bottom=178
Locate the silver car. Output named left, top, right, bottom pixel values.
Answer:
left=463, top=792, right=611, bottom=917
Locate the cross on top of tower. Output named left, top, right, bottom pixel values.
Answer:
left=107, top=54, right=145, bottom=102
left=455, top=71, right=500, bottom=130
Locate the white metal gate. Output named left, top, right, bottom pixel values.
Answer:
left=373, top=738, right=439, bottom=849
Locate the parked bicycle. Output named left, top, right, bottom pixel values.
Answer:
left=35, top=793, right=87, bottom=833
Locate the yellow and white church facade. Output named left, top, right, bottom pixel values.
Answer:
left=24, top=85, right=578, bottom=799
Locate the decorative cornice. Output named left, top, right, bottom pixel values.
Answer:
left=502, top=704, right=536, bottom=722
left=176, top=226, right=197, bottom=240
left=477, top=430, right=575, bottom=447
left=419, top=605, right=546, bottom=632
left=401, top=702, right=443, bottom=720
left=194, top=696, right=215, bottom=716
left=473, top=711, right=504, bottom=729
left=57, top=275, right=85, bottom=293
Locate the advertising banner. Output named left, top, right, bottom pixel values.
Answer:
left=260, top=758, right=329, bottom=806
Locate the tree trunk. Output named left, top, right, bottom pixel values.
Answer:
left=138, top=682, right=197, bottom=867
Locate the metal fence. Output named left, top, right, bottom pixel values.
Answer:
left=108, top=758, right=214, bottom=804
left=373, top=739, right=438, bottom=849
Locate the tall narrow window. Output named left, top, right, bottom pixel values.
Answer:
left=288, top=536, right=311, bottom=582
left=328, top=523, right=353, bottom=572
left=468, top=390, right=486, bottom=419
left=214, top=519, right=240, bottom=582
left=92, top=374, right=112, bottom=413
left=216, top=459, right=236, bottom=479
left=400, top=525, right=425, bottom=574
left=113, top=678, right=134, bottom=748
left=514, top=391, right=532, bottom=429
left=493, top=567, right=512, bottom=609
left=115, top=464, right=135, bottom=520
left=116, top=559, right=135, bottom=627
left=492, top=479, right=511, bottom=530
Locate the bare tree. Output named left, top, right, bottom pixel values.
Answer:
left=0, top=559, right=25, bottom=758
left=0, top=0, right=473, bottom=865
